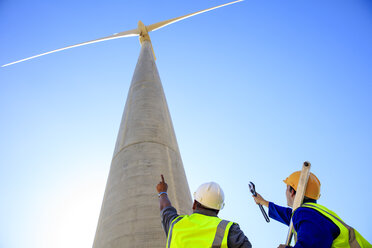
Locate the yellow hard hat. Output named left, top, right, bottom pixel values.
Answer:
left=283, top=171, right=321, bottom=200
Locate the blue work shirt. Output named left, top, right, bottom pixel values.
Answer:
left=268, top=202, right=340, bottom=248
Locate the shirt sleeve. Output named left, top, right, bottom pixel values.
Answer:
left=292, top=207, right=336, bottom=248
left=227, top=223, right=252, bottom=248
left=268, top=202, right=293, bottom=226
left=160, top=206, right=179, bottom=236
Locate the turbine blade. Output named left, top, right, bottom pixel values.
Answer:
left=147, top=0, right=243, bottom=32
left=2, top=28, right=139, bottom=67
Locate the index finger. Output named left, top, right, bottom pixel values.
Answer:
left=161, top=174, right=165, bottom=183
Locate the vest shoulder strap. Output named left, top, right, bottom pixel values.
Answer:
left=211, top=220, right=230, bottom=248
left=302, top=203, right=361, bottom=248
left=166, top=216, right=184, bottom=248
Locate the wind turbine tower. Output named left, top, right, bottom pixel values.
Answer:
left=92, top=37, right=192, bottom=247
left=2, top=1, right=243, bottom=247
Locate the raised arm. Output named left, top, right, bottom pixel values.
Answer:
left=156, top=175, right=172, bottom=211
left=252, top=193, right=269, bottom=207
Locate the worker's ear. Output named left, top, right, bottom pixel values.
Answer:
left=288, top=186, right=296, bottom=198
left=290, top=189, right=296, bottom=198
left=192, top=200, right=197, bottom=210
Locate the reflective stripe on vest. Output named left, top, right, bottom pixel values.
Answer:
left=296, top=203, right=370, bottom=248
left=166, top=213, right=233, bottom=248
left=167, top=216, right=183, bottom=248
left=211, top=220, right=230, bottom=248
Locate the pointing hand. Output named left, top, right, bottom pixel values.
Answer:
left=156, top=174, right=168, bottom=193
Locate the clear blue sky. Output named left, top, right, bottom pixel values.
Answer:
left=1, top=0, right=371, bottom=247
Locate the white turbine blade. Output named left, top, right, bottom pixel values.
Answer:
left=147, top=0, right=243, bottom=32
left=2, top=28, right=139, bottom=67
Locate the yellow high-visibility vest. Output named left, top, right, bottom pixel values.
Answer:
left=166, top=213, right=233, bottom=248
left=293, top=202, right=371, bottom=248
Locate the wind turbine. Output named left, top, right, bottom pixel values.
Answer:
left=3, top=1, right=243, bottom=247
left=2, top=0, right=242, bottom=67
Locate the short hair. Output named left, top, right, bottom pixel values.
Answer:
left=195, top=201, right=219, bottom=214
left=289, top=186, right=317, bottom=203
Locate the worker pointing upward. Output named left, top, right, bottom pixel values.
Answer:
left=157, top=175, right=252, bottom=248
left=253, top=171, right=371, bottom=248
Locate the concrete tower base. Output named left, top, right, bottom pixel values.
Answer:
left=92, top=41, right=192, bottom=248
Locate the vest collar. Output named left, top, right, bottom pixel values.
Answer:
left=303, top=198, right=317, bottom=204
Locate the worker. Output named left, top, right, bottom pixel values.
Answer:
left=252, top=171, right=371, bottom=248
left=156, top=175, right=252, bottom=248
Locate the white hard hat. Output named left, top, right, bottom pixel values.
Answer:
left=193, top=182, right=225, bottom=210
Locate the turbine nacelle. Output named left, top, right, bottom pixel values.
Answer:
left=138, top=21, right=151, bottom=44
left=137, top=20, right=156, bottom=59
